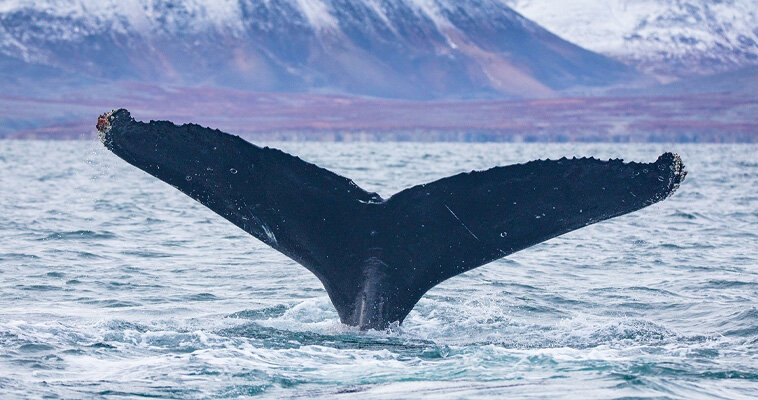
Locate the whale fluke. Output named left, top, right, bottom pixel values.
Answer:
left=97, top=109, right=686, bottom=330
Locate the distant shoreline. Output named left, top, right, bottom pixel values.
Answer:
left=3, top=136, right=757, bottom=144
left=2, top=88, right=755, bottom=143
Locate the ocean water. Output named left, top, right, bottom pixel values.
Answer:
left=0, top=140, right=756, bottom=399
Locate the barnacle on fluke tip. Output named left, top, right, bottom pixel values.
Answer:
left=96, top=110, right=115, bottom=144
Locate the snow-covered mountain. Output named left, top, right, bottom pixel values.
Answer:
left=0, top=0, right=637, bottom=99
left=502, top=0, right=758, bottom=78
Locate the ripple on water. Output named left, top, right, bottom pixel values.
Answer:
left=227, top=305, right=289, bottom=320
left=40, top=230, right=117, bottom=241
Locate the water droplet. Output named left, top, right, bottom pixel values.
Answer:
left=185, top=175, right=192, bottom=181
left=500, top=232, right=507, bottom=237
left=229, top=168, right=238, bottom=174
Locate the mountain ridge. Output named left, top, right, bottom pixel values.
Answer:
left=502, top=0, right=758, bottom=78
left=0, top=0, right=638, bottom=99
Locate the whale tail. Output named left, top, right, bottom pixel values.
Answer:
left=98, top=109, right=685, bottom=330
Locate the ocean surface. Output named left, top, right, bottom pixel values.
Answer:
left=0, top=141, right=756, bottom=399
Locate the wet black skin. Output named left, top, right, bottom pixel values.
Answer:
left=98, top=109, right=686, bottom=330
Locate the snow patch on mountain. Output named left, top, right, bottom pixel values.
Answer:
left=295, top=0, right=336, bottom=30
left=1, top=0, right=244, bottom=33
